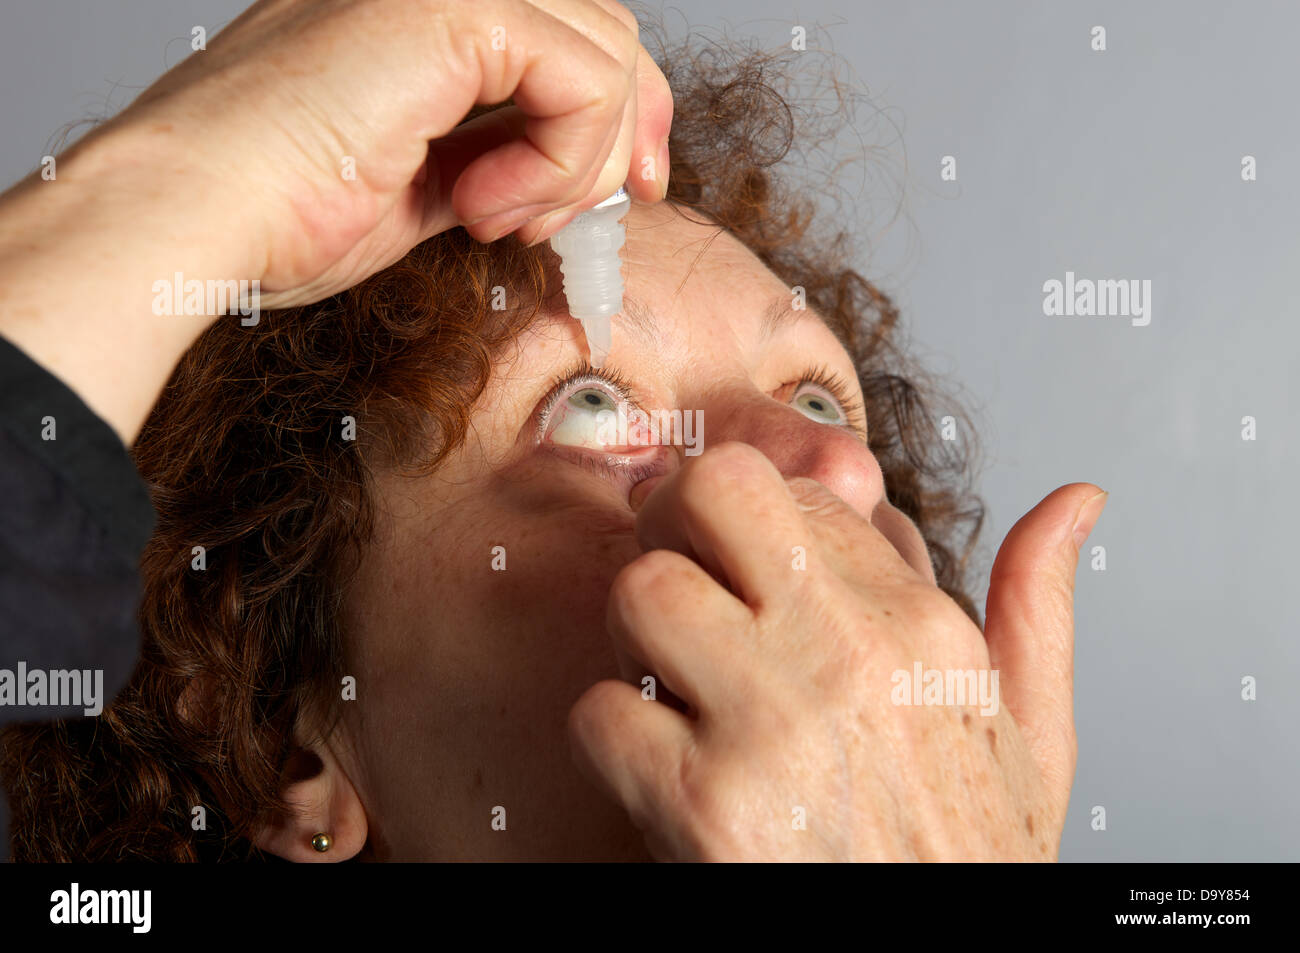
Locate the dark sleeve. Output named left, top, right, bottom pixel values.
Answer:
left=0, top=333, right=157, bottom=857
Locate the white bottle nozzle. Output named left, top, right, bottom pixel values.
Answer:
left=583, top=313, right=612, bottom=368
left=550, top=186, right=631, bottom=368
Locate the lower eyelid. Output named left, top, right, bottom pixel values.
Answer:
left=548, top=445, right=672, bottom=486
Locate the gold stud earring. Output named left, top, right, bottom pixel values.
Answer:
left=311, top=832, right=332, bottom=853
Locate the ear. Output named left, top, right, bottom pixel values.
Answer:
left=251, top=731, right=369, bottom=862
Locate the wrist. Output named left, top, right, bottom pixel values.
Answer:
left=0, top=112, right=263, bottom=444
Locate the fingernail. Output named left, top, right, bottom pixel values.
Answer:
left=656, top=137, right=671, bottom=200
left=1071, top=490, right=1108, bottom=550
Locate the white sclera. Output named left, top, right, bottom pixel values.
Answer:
left=550, top=187, right=630, bottom=367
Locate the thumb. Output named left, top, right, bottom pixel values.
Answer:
left=983, top=483, right=1108, bottom=816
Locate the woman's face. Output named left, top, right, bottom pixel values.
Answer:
left=315, top=201, right=938, bottom=860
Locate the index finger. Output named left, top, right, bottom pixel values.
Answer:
left=541, top=0, right=673, bottom=205
left=633, top=443, right=916, bottom=611
left=451, top=0, right=639, bottom=230
left=515, top=36, right=673, bottom=245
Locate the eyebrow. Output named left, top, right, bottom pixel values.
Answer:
left=758, top=295, right=809, bottom=339
left=617, top=293, right=819, bottom=347
left=615, top=295, right=659, bottom=345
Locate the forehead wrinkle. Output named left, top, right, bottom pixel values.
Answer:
left=617, top=290, right=828, bottom=354
left=614, top=213, right=729, bottom=348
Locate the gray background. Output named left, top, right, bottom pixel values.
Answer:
left=2, top=1, right=1295, bottom=861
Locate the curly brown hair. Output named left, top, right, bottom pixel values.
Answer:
left=0, top=24, right=983, bottom=861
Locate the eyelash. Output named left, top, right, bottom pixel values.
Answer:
left=795, top=364, right=867, bottom=435
left=534, top=359, right=867, bottom=460
left=534, top=360, right=642, bottom=441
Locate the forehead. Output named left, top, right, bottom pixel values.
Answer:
left=620, top=202, right=785, bottom=306
left=524, top=199, right=844, bottom=370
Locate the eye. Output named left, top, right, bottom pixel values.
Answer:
left=568, top=388, right=618, bottom=414
left=783, top=366, right=867, bottom=439
left=532, top=363, right=671, bottom=489
left=791, top=382, right=846, bottom=425
left=536, top=368, right=641, bottom=451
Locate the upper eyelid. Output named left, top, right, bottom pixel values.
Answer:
left=792, top=379, right=849, bottom=414
left=790, top=370, right=857, bottom=407
left=534, top=368, right=640, bottom=440
left=793, top=378, right=844, bottom=398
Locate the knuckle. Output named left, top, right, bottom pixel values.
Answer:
left=548, top=147, right=606, bottom=208
left=587, top=2, right=641, bottom=61
left=606, top=2, right=641, bottom=41
left=809, top=615, right=893, bottom=700
left=904, top=583, right=969, bottom=632
left=614, top=22, right=641, bottom=67
left=893, top=583, right=988, bottom=663
left=553, top=170, right=594, bottom=207
left=611, top=548, right=691, bottom=608
left=594, top=47, right=635, bottom=98
left=673, top=755, right=747, bottom=856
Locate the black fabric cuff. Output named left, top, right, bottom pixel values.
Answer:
left=0, top=333, right=156, bottom=559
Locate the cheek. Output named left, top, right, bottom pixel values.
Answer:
left=870, top=502, right=938, bottom=585
left=339, top=514, right=643, bottom=733
left=336, top=505, right=654, bottom=857
left=352, top=503, right=644, bottom=701
left=492, top=520, right=639, bottom=635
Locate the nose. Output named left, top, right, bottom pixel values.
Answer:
left=698, top=387, right=887, bottom=520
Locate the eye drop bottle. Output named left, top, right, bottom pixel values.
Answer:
left=549, top=186, right=631, bottom=368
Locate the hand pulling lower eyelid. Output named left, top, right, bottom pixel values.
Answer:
left=549, top=185, right=630, bottom=368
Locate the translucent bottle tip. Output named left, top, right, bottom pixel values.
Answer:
left=551, top=186, right=628, bottom=368
left=582, top=315, right=612, bottom=368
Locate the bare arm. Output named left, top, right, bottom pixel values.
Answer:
left=0, top=0, right=674, bottom=446
left=0, top=121, right=247, bottom=444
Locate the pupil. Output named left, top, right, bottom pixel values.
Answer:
left=808, top=398, right=825, bottom=412
left=583, top=393, right=602, bottom=406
